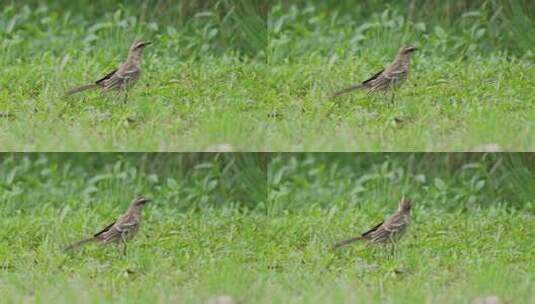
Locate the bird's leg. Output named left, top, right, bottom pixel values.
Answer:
left=387, top=235, right=396, bottom=258
left=121, top=233, right=128, bottom=256
left=390, top=91, right=395, bottom=104
left=123, top=88, right=128, bottom=104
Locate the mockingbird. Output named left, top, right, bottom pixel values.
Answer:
left=64, top=196, right=151, bottom=254
left=331, top=46, right=418, bottom=102
left=66, top=40, right=151, bottom=103
left=333, top=198, right=412, bottom=249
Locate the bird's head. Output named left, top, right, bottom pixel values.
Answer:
left=399, top=45, right=418, bottom=55
left=132, top=196, right=151, bottom=207
left=130, top=40, right=152, bottom=52
left=398, top=197, right=412, bottom=212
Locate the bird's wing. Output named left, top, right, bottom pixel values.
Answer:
left=362, top=68, right=385, bottom=85
left=383, top=214, right=407, bottom=230
left=115, top=61, right=140, bottom=77
left=93, top=221, right=115, bottom=237
left=101, top=73, right=123, bottom=90
left=361, top=220, right=384, bottom=238
left=116, top=220, right=139, bottom=231
left=388, top=69, right=407, bottom=76
left=368, top=72, right=392, bottom=91
left=113, top=212, right=140, bottom=231
left=383, top=68, right=407, bottom=82
left=99, top=63, right=140, bottom=90
left=95, top=69, right=118, bottom=85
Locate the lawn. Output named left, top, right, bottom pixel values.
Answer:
left=1, top=1, right=535, bottom=151
left=0, top=0, right=269, bottom=151
left=1, top=153, right=534, bottom=303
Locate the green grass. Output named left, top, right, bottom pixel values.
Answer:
left=3, top=205, right=534, bottom=303
left=1, top=153, right=535, bottom=303
left=1, top=56, right=272, bottom=151
left=264, top=54, right=535, bottom=151
left=1, top=1, right=535, bottom=151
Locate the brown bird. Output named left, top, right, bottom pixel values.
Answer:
left=66, top=40, right=152, bottom=103
left=333, top=198, right=412, bottom=249
left=64, top=196, right=151, bottom=254
left=331, top=45, right=418, bottom=102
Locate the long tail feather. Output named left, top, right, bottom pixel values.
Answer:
left=65, top=84, right=99, bottom=96
left=330, top=84, right=364, bottom=98
left=64, top=238, right=95, bottom=251
left=332, top=236, right=364, bottom=250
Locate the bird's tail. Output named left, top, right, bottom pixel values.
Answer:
left=65, top=84, right=99, bottom=96
left=332, top=236, right=364, bottom=250
left=64, top=238, right=95, bottom=251
left=331, top=84, right=365, bottom=98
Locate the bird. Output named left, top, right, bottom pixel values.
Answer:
left=331, top=45, right=418, bottom=102
left=333, top=198, right=412, bottom=250
left=64, top=196, right=151, bottom=254
left=66, top=40, right=152, bottom=103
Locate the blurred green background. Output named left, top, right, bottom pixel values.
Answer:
left=3, top=153, right=535, bottom=213
left=1, top=0, right=268, bottom=59
left=0, top=153, right=268, bottom=213
left=270, top=0, right=535, bottom=61
left=5, top=0, right=533, bottom=61
left=269, top=153, right=535, bottom=213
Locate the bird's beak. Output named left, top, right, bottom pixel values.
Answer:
left=141, top=42, right=152, bottom=47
